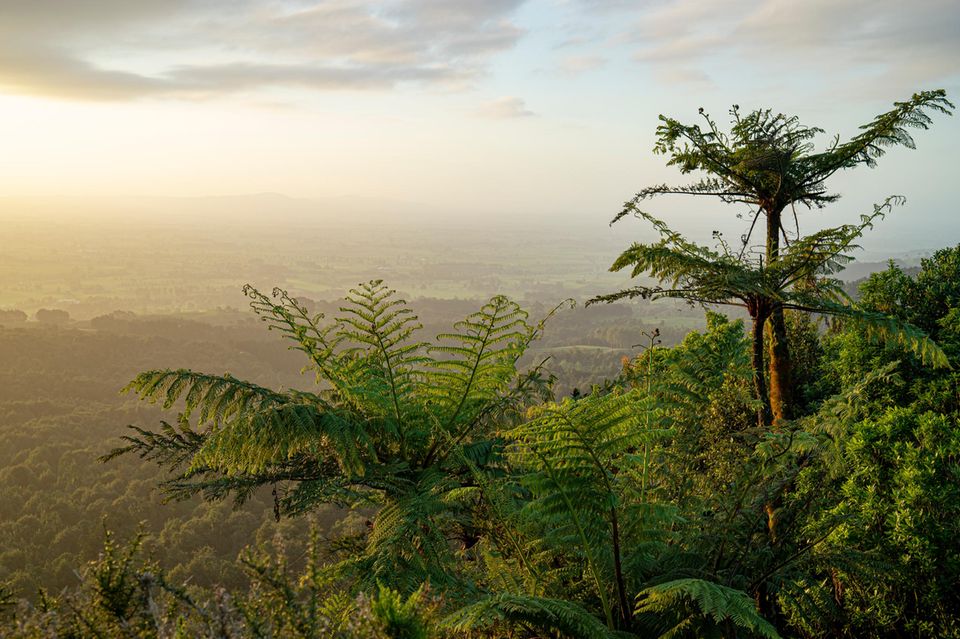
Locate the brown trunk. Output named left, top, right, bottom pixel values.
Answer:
left=767, top=308, right=793, bottom=423
left=764, top=205, right=792, bottom=424
left=751, top=307, right=772, bottom=426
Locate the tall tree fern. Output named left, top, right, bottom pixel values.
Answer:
left=602, top=90, right=952, bottom=422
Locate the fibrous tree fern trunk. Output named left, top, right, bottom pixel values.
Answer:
left=766, top=311, right=793, bottom=423
left=765, top=205, right=793, bottom=423
left=749, top=301, right=773, bottom=426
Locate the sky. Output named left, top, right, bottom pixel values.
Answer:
left=0, top=0, right=958, bottom=250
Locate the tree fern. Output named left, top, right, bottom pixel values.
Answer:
left=604, top=91, right=952, bottom=422
left=108, top=281, right=552, bottom=603
left=594, top=197, right=948, bottom=424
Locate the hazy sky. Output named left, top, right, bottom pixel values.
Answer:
left=0, top=0, right=958, bottom=248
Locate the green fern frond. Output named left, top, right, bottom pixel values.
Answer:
left=362, top=472, right=460, bottom=593
left=428, top=295, right=530, bottom=425
left=809, top=89, right=954, bottom=173
left=243, top=284, right=341, bottom=378
left=188, top=401, right=370, bottom=476
left=335, top=281, right=429, bottom=430
left=636, top=578, right=780, bottom=639
left=796, top=298, right=949, bottom=368
left=443, top=593, right=618, bottom=639
left=508, top=391, right=656, bottom=628
left=123, top=369, right=288, bottom=426
left=100, top=418, right=204, bottom=468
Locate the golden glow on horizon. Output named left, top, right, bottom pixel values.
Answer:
left=0, top=91, right=643, bottom=219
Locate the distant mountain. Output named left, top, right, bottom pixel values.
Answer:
left=842, top=264, right=922, bottom=300
left=839, top=259, right=911, bottom=283
left=0, top=193, right=447, bottom=227
left=0, top=193, right=618, bottom=232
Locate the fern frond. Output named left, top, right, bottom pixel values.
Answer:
left=123, top=369, right=288, bottom=426
left=443, top=593, right=618, bottom=639
left=508, top=391, right=659, bottom=628
left=636, top=578, right=780, bottom=639
left=790, top=298, right=949, bottom=368
left=429, top=295, right=530, bottom=425
left=804, top=89, right=954, bottom=177
left=188, top=401, right=369, bottom=476
left=243, top=284, right=341, bottom=378
left=361, top=471, right=462, bottom=594
left=99, top=418, right=204, bottom=468
left=335, top=280, right=429, bottom=438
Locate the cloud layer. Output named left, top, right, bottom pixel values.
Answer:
left=0, top=0, right=527, bottom=100
left=2, top=0, right=956, bottom=104
left=620, top=0, right=960, bottom=91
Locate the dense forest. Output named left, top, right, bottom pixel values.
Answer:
left=1, top=92, right=958, bottom=638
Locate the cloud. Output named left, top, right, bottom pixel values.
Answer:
left=559, top=55, right=607, bottom=75
left=476, top=96, right=537, bottom=118
left=0, top=43, right=168, bottom=101
left=585, top=0, right=960, bottom=92
left=0, top=0, right=528, bottom=101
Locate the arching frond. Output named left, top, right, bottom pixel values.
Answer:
left=787, top=297, right=949, bottom=368
left=636, top=578, right=780, bottom=639
left=773, top=196, right=903, bottom=287
left=428, top=295, right=531, bottom=426
left=243, top=284, right=341, bottom=378
left=419, top=296, right=540, bottom=467
left=360, top=470, right=465, bottom=595
left=123, top=369, right=289, bottom=426
left=507, top=390, right=666, bottom=628
left=443, top=593, right=619, bottom=639
left=100, top=418, right=204, bottom=468
left=335, top=280, right=429, bottom=433
left=801, top=90, right=954, bottom=180
left=189, top=401, right=369, bottom=476
left=591, top=208, right=771, bottom=309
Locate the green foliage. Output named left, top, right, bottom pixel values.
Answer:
left=367, top=584, right=440, bottom=639
left=0, top=294, right=674, bottom=603
left=625, top=90, right=953, bottom=219
left=831, top=408, right=960, bottom=637
left=595, top=197, right=947, bottom=369
left=111, top=281, right=552, bottom=597
left=627, top=313, right=760, bottom=500
left=3, top=260, right=958, bottom=639
left=636, top=579, right=780, bottom=639
left=2, top=528, right=449, bottom=639
left=825, top=245, right=960, bottom=410
left=507, top=390, right=656, bottom=626
left=801, top=248, right=960, bottom=637
left=443, top=593, right=617, bottom=638
left=601, top=90, right=952, bottom=422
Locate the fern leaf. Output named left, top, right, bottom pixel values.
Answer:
left=443, top=593, right=618, bottom=639
left=636, top=578, right=780, bottom=639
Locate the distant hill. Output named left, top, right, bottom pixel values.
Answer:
left=842, top=264, right=922, bottom=300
